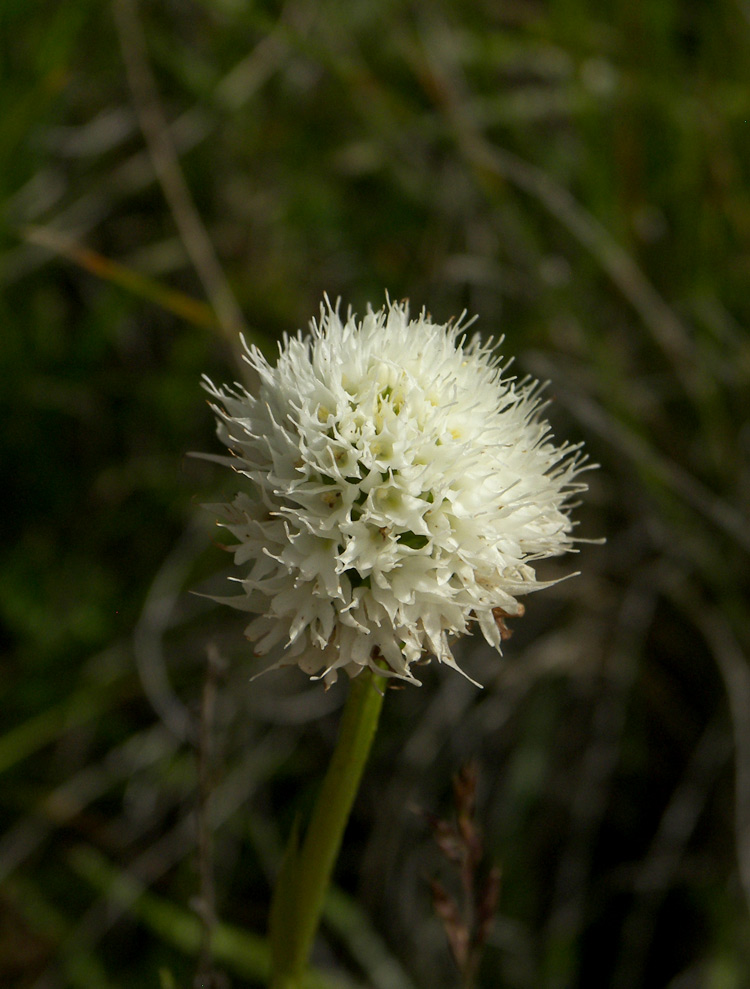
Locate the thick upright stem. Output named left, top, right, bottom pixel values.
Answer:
left=269, top=668, right=386, bottom=988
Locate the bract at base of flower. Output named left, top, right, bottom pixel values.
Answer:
left=203, top=296, right=589, bottom=686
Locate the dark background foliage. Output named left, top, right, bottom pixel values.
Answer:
left=2, top=0, right=750, bottom=986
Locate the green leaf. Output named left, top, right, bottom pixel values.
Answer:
left=269, top=813, right=303, bottom=984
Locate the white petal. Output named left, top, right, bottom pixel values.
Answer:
left=202, top=295, right=591, bottom=685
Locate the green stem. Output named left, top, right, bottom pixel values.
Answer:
left=269, top=668, right=387, bottom=989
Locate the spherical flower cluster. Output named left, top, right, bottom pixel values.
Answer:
left=203, top=297, right=588, bottom=686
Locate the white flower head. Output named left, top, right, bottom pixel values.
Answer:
left=202, top=296, right=589, bottom=686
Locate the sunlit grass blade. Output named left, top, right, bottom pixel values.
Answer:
left=0, top=652, right=130, bottom=776
left=21, top=224, right=223, bottom=332
left=69, top=844, right=359, bottom=989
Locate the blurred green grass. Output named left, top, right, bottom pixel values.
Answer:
left=1, top=0, right=749, bottom=986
